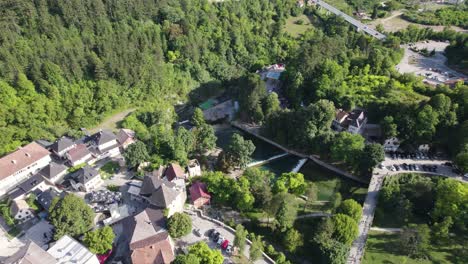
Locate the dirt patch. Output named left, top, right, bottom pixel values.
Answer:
left=88, top=108, right=136, bottom=133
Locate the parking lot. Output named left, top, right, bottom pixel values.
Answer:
left=176, top=211, right=270, bottom=264
left=396, top=40, right=466, bottom=85
left=375, top=152, right=467, bottom=182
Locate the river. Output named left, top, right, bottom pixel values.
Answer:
left=214, top=124, right=367, bottom=203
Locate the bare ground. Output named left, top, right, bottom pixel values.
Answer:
left=88, top=108, right=136, bottom=133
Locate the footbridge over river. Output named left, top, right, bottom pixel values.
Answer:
left=232, top=122, right=368, bottom=184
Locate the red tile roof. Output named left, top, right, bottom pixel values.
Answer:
left=66, top=144, right=91, bottom=163
left=190, top=181, right=211, bottom=202
left=165, top=163, right=185, bottom=181
left=0, top=142, right=50, bottom=180
left=130, top=232, right=174, bottom=264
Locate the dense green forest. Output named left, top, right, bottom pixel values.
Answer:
left=0, top=0, right=298, bottom=155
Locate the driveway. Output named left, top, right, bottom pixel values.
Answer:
left=177, top=212, right=270, bottom=264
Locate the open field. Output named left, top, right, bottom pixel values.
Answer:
left=284, top=15, right=315, bottom=37
left=363, top=231, right=466, bottom=264
left=88, top=108, right=136, bottom=133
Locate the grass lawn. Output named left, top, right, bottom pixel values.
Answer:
left=363, top=231, right=466, bottom=264
left=300, top=161, right=367, bottom=204
left=284, top=15, right=315, bottom=38
left=100, top=161, right=120, bottom=179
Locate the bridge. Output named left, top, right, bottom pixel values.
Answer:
left=313, top=0, right=387, bottom=40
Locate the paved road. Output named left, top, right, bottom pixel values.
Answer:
left=313, top=0, right=386, bottom=40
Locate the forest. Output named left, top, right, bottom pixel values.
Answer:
left=0, top=0, right=298, bottom=155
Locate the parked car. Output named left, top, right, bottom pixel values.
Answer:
left=194, top=229, right=202, bottom=237
left=221, top=240, right=229, bottom=250
left=226, top=245, right=233, bottom=254
left=217, top=237, right=225, bottom=246
left=207, top=229, right=215, bottom=238
left=213, top=232, right=220, bottom=241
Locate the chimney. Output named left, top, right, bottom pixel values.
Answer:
left=11, top=160, right=16, bottom=164
left=25, top=153, right=31, bottom=157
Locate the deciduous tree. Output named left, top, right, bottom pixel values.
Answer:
left=83, top=226, right=115, bottom=254
left=167, top=213, right=192, bottom=238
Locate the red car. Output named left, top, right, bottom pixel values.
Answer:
left=221, top=240, right=229, bottom=250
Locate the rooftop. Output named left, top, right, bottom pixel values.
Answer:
left=190, top=181, right=211, bottom=202
left=165, top=163, right=185, bottom=181
left=73, top=165, right=100, bottom=184
left=39, top=162, right=68, bottom=180
left=0, top=142, right=50, bottom=180
left=66, top=144, right=92, bottom=163
left=47, top=235, right=99, bottom=264
left=50, top=137, right=75, bottom=153
left=4, top=240, right=57, bottom=264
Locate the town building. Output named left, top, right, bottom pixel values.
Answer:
left=39, top=161, right=68, bottom=184
left=332, top=108, right=367, bottom=134
left=187, top=159, right=202, bottom=178
left=139, top=175, right=186, bottom=217
left=66, top=144, right=93, bottom=167
left=4, top=240, right=57, bottom=264
left=11, top=199, right=35, bottom=223
left=47, top=235, right=100, bottom=264
left=8, top=174, right=50, bottom=201
left=70, top=165, right=103, bottom=192
left=189, top=181, right=211, bottom=209
left=87, top=130, right=121, bottom=159
left=165, top=163, right=186, bottom=181
left=50, top=137, right=76, bottom=158
left=0, top=142, right=51, bottom=197
left=125, top=208, right=175, bottom=264
left=117, top=129, right=136, bottom=149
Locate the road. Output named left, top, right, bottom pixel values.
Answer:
left=347, top=156, right=467, bottom=264
left=313, top=0, right=386, bottom=40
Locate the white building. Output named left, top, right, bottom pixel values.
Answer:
left=47, top=235, right=100, bottom=264
left=187, top=159, right=202, bottom=178
left=332, top=108, right=367, bottom=134
left=70, top=165, right=103, bottom=192
left=0, top=142, right=51, bottom=197
left=39, top=162, right=69, bottom=184
left=66, top=144, right=94, bottom=167
left=88, top=130, right=120, bottom=159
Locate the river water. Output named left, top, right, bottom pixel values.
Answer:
left=214, top=124, right=367, bottom=202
